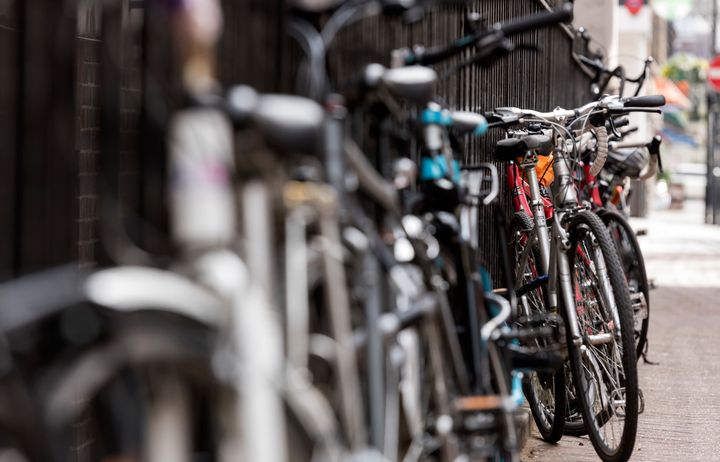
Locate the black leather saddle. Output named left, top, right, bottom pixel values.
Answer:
left=494, top=134, right=553, bottom=162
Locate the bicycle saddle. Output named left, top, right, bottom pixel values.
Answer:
left=252, top=94, right=325, bottom=155
left=381, top=66, right=437, bottom=104
left=228, top=86, right=325, bottom=156
left=494, top=134, right=553, bottom=162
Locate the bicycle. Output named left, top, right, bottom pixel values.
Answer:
left=487, top=93, right=664, bottom=462
left=283, top=1, right=573, bottom=459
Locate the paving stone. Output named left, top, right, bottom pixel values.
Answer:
left=522, top=202, right=720, bottom=461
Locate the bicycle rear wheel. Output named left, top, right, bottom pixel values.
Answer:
left=600, top=209, right=650, bottom=360
left=508, top=212, right=565, bottom=443
left=566, top=211, right=638, bottom=462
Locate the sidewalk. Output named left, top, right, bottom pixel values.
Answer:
left=522, top=200, right=720, bottom=461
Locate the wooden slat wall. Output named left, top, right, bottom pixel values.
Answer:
left=4, top=0, right=77, bottom=277
left=0, top=0, right=590, bottom=282
left=0, top=5, right=18, bottom=280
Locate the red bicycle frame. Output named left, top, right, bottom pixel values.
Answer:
left=506, top=163, right=554, bottom=219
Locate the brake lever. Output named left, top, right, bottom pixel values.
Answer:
left=648, top=135, right=663, bottom=173
left=607, top=116, right=622, bottom=139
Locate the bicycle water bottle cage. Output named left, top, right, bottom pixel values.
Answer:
left=420, top=155, right=461, bottom=183
left=493, top=135, right=553, bottom=163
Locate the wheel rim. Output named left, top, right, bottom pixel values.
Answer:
left=573, top=234, right=629, bottom=453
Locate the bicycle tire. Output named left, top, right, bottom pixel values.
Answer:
left=40, top=311, right=220, bottom=462
left=566, top=210, right=638, bottom=462
left=599, top=209, right=650, bottom=360
left=508, top=212, right=565, bottom=443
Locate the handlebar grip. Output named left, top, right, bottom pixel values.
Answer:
left=620, top=126, right=639, bottom=136
left=623, top=94, right=666, bottom=108
left=590, top=126, right=609, bottom=177
left=500, top=2, right=573, bottom=37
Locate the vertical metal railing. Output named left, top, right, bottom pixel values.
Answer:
left=0, top=0, right=589, bottom=269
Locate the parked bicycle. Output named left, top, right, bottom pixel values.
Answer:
left=0, top=2, right=669, bottom=462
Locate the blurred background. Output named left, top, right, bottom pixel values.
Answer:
left=1, top=1, right=719, bottom=459
left=579, top=0, right=718, bottom=224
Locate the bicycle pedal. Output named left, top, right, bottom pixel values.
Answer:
left=635, top=228, right=647, bottom=236
left=454, top=395, right=503, bottom=412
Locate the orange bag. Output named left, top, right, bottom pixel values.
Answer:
left=536, top=154, right=555, bottom=187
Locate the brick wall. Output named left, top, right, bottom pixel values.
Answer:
left=0, top=4, right=17, bottom=280
left=76, top=5, right=102, bottom=270
left=75, top=1, right=143, bottom=269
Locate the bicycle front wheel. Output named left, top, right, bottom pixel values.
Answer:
left=566, top=210, right=638, bottom=462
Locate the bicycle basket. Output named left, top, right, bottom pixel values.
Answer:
left=604, top=147, right=649, bottom=179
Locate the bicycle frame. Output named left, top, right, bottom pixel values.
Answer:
left=506, top=142, right=624, bottom=347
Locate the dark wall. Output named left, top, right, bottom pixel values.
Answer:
left=3, top=0, right=77, bottom=278
left=2, top=0, right=591, bottom=282
left=0, top=5, right=18, bottom=280
left=75, top=2, right=144, bottom=269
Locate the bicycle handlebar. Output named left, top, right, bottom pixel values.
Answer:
left=404, top=3, right=573, bottom=66
left=494, top=93, right=665, bottom=124
left=499, top=2, right=573, bottom=36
